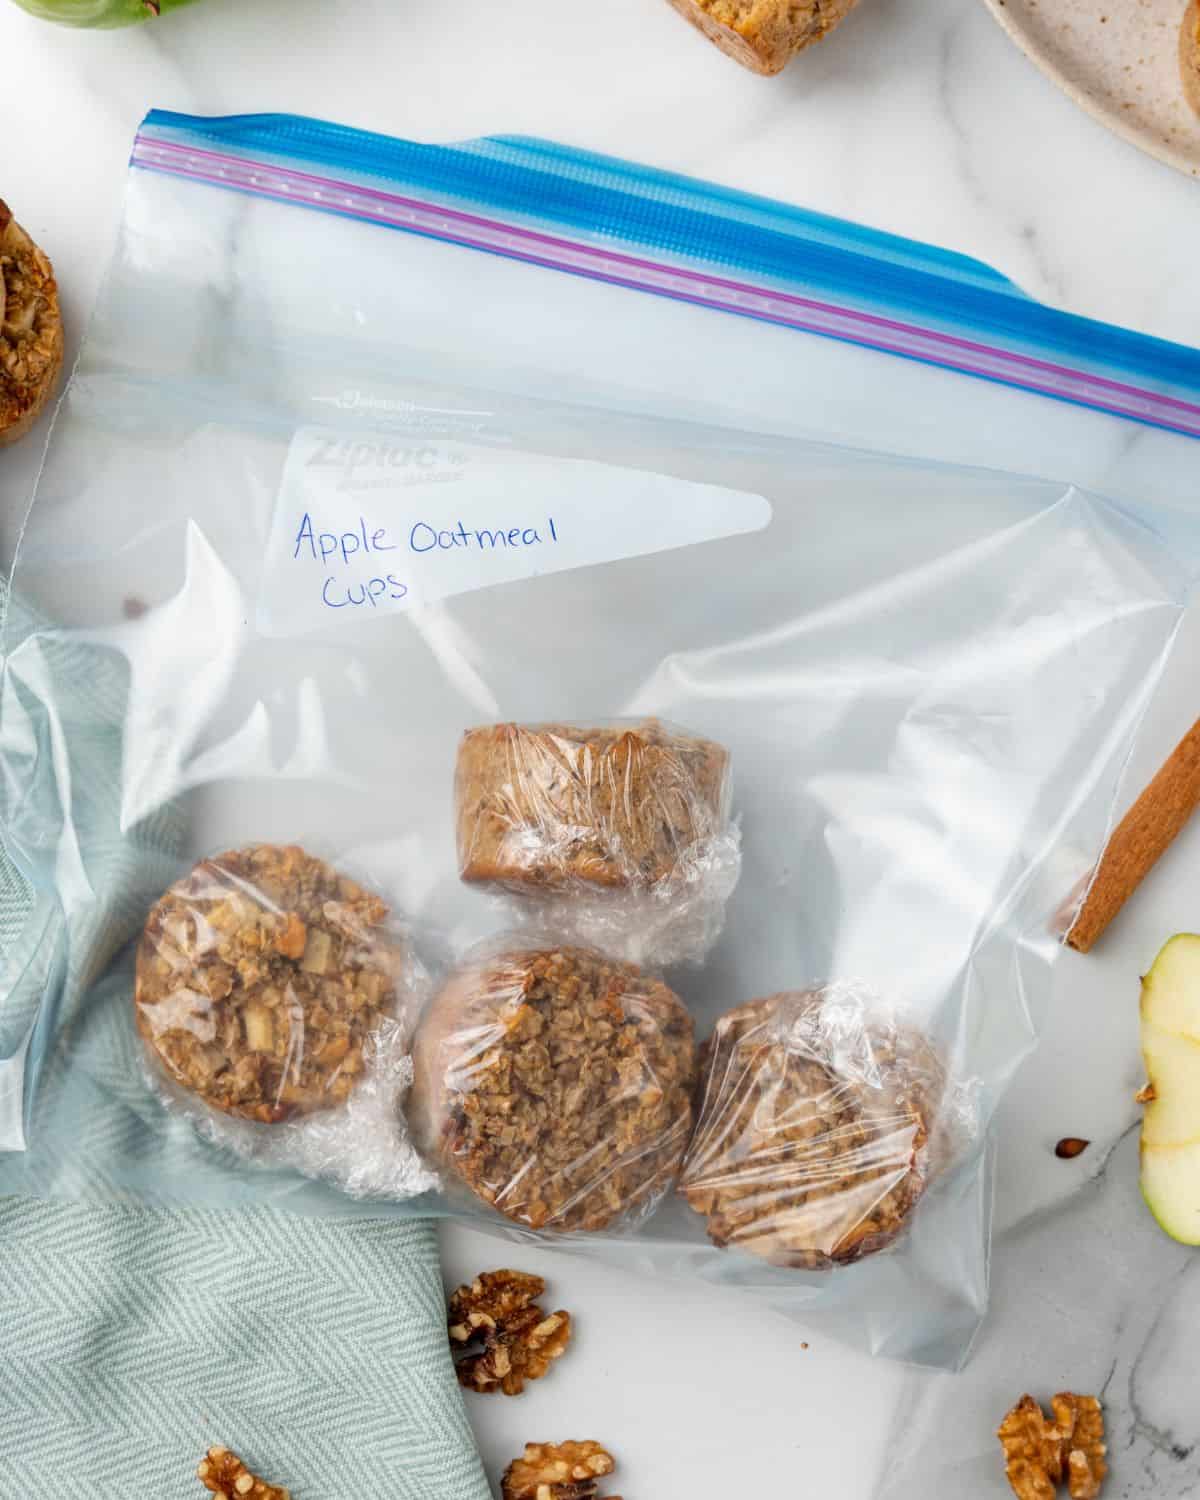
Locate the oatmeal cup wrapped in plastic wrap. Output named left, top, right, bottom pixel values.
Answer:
left=454, top=719, right=741, bottom=964
left=135, top=843, right=436, bottom=1199
left=408, top=941, right=697, bottom=1233
left=679, top=987, right=972, bottom=1269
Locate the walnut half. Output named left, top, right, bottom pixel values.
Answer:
left=196, top=1445, right=290, bottom=1500
left=1051, top=1395, right=1107, bottom=1500
left=449, top=1269, right=572, bottom=1396
left=501, top=1441, right=620, bottom=1500
left=997, top=1394, right=1107, bottom=1500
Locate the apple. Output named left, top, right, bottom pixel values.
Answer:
left=1140, top=934, right=1200, bottom=1245
left=8, top=0, right=197, bottom=26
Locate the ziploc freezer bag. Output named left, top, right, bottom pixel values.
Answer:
left=3, top=111, right=1199, bottom=1370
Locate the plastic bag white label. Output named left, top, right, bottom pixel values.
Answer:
left=258, top=427, right=771, bottom=633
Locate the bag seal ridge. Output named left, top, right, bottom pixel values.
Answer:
left=131, top=111, right=1200, bottom=443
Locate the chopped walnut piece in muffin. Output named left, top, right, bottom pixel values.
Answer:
left=501, top=1440, right=620, bottom=1500
left=136, top=844, right=407, bottom=1123
left=196, top=1445, right=290, bottom=1500
left=410, top=944, right=695, bottom=1233
left=449, top=1269, right=572, bottom=1396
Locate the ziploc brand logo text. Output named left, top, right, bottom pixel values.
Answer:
left=257, top=426, right=772, bottom=636
left=305, top=436, right=448, bottom=473
left=305, top=435, right=469, bottom=495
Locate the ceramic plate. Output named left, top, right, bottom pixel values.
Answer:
left=982, top=0, right=1200, bottom=178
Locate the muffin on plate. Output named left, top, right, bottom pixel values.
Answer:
left=665, top=0, right=861, bottom=75
left=1183, top=0, right=1200, bottom=116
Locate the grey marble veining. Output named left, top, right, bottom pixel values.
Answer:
left=885, top=1125, right=1200, bottom=1496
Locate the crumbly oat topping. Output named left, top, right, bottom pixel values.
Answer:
left=411, top=945, right=695, bottom=1233
left=449, top=1269, right=572, bottom=1396
left=196, top=1445, right=290, bottom=1500
left=455, top=720, right=730, bottom=893
left=997, top=1394, right=1107, bottom=1500
left=136, top=844, right=404, bottom=1123
left=0, top=202, right=62, bottom=447
left=679, top=991, right=946, bottom=1268
left=501, top=1440, right=620, bottom=1500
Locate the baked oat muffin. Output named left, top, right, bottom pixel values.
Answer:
left=135, top=844, right=407, bottom=1124
left=455, top=719, right=731, bottom=894
left=679, top=989, right=947, bottom=1268
left=665, top=0, right=861, bottom=75
left=0, top=202, right=63, bottom=448
left=1183, top=0, right=1200, bottom=116
left=409, top=943, right=696, bottom=1233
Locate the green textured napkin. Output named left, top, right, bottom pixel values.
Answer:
left=0, top=581, right=491, bottom=1500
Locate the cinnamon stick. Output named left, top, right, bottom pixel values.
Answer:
left=1067, top=716, right=1200, bottom=952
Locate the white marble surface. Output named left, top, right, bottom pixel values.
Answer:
left=2, top=1, right=1199, bottom=1496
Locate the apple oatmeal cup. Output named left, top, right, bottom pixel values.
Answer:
left=135, top=844, right=410, bottom=1125
left=409, top=942, right=696, bottom=1233
left=680, top=987, right=955, bottom=1269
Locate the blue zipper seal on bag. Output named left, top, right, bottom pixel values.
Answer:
left=131, top=110, right=1200, bottom=441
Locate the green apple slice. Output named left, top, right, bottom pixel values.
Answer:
left=10, top=0, right=197, bottom=25
left=1140, top=934, right=1200, bottom=1245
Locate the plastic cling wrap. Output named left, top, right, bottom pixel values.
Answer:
left=135, top=843, right=435, bottom=1199
left=137, top=844, right=403, bottom=1124
left=679, top=988, right=964, bottom=1270
left=454, top=719, right=739, bottom=963
left=3, top=111, right=1200, bottom=1369
left=410, top=942, right=696, bottom=1234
